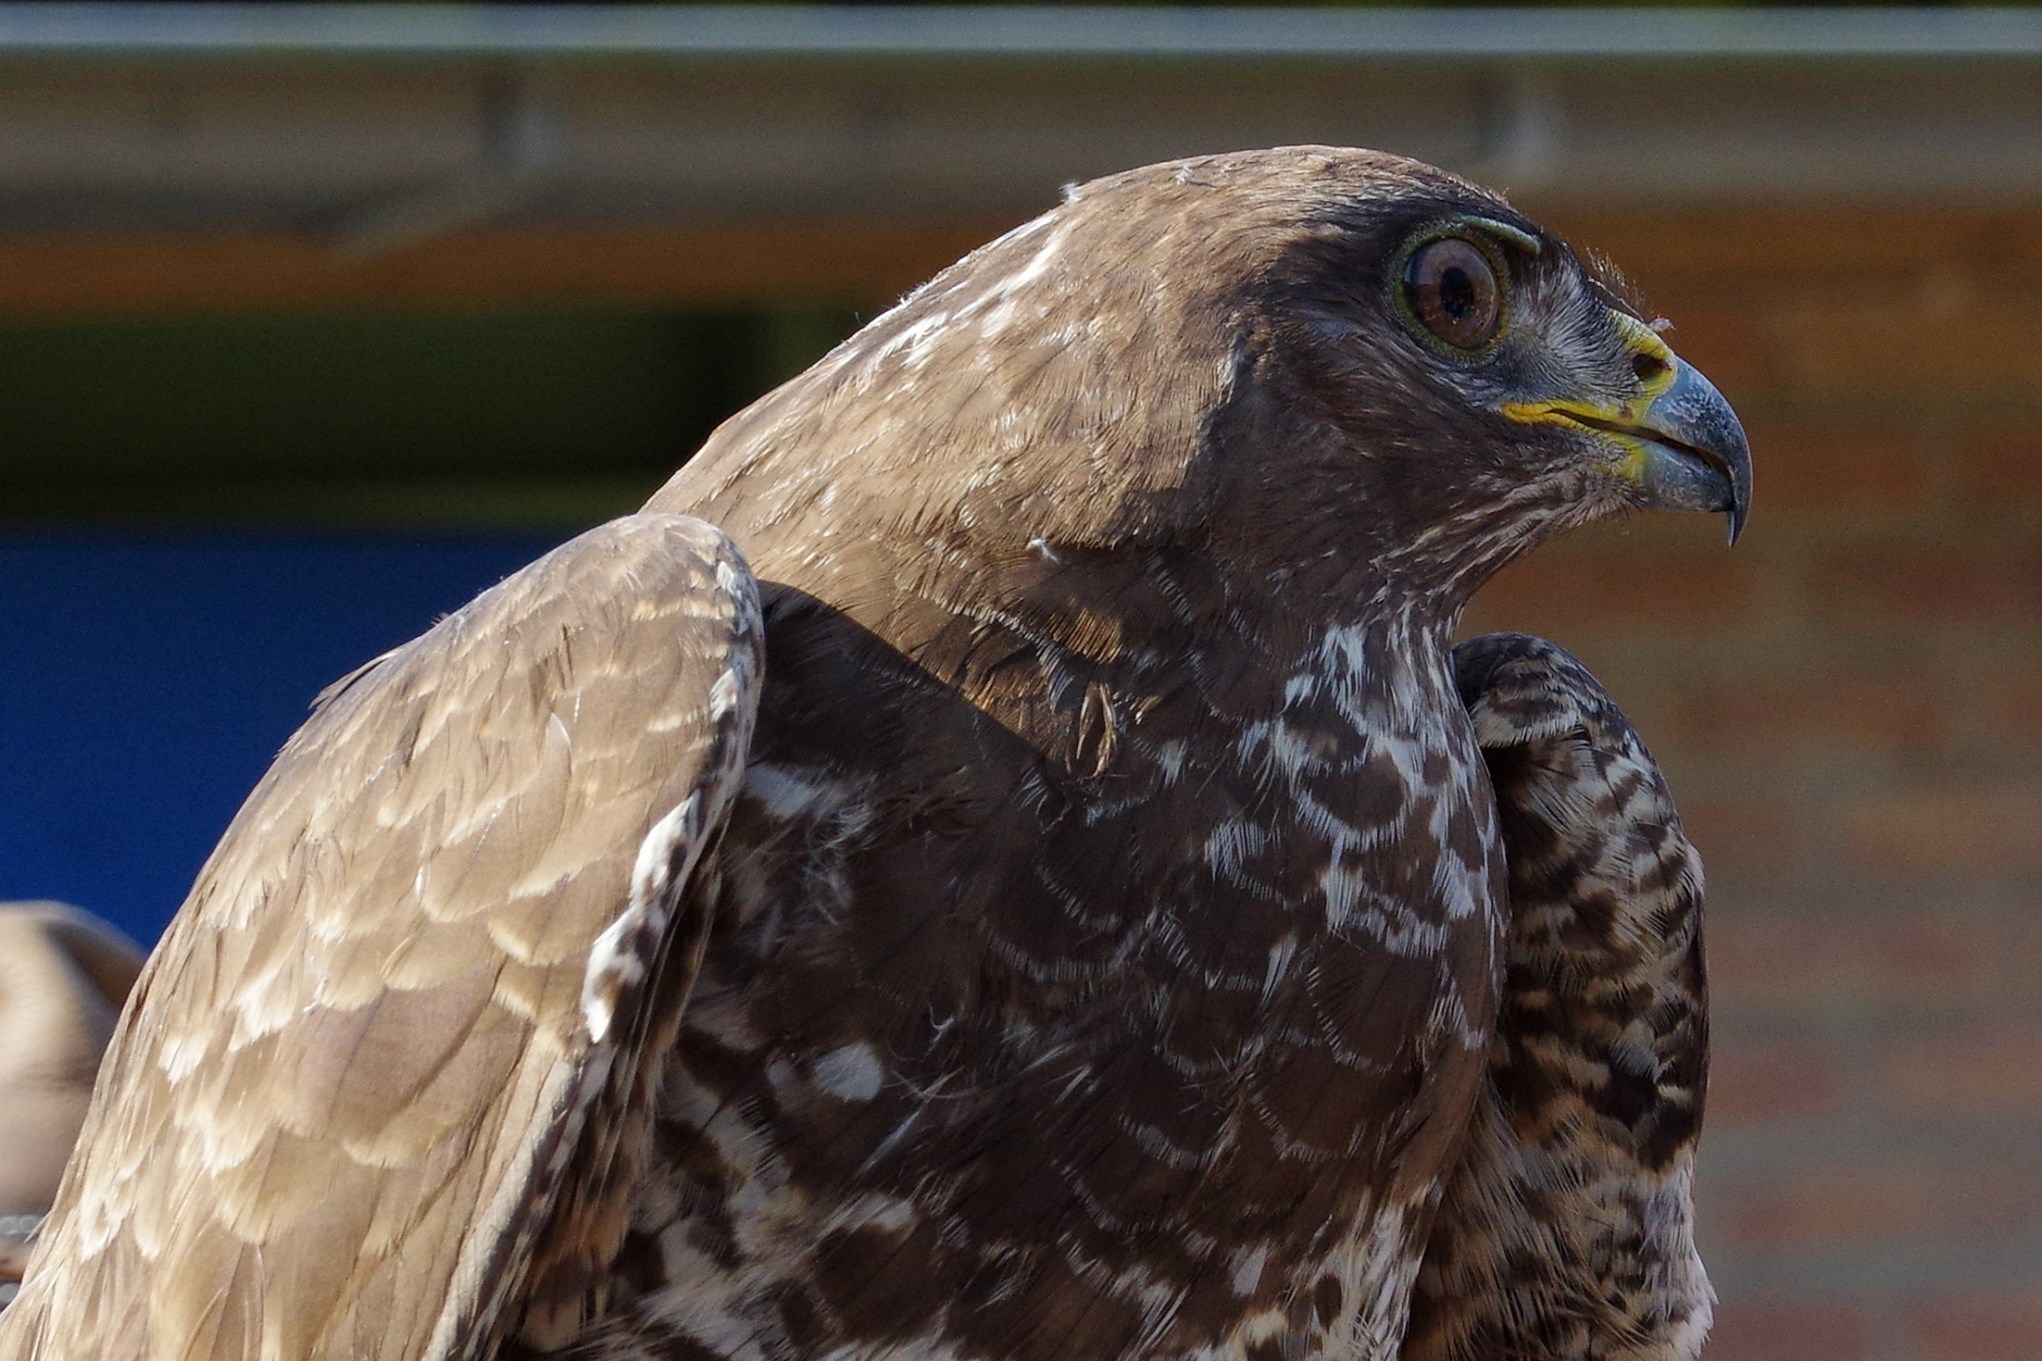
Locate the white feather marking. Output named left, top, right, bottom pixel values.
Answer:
left=1202, top=817, right=1268, bottom=877
left=1228, top=1243, right=1270, bottom=1296
left=821, top=1191, right=918, bottom=1236
left=582, top=793, right=699, bottom=1043
left=869, top=309, right=952, bottom=371
left=1153, top=738, right=1190, bottom=783
left=714, top=556, right=746, bottom=599
left=1345, top=1202, right=1422, bottom=1353
left=812, top=1041, right=885, bottom=1103
left=1261, top=933, right=1298, bottom=1005
left=707, top=666, right=742, bottom=723
left=971, top=224, right=1069, bottom=337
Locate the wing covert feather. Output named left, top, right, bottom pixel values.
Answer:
left=1404, top=632, right=1711, bottom=1361
left=0, top=513, right=762, bottom=1361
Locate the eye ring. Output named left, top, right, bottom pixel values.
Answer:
left=1397, top=233, right=1508, bottom=354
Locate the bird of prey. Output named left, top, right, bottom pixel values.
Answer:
left=0, top=903, right=144, bottom=1308
left=1, top=147, right=1748, bottom=1361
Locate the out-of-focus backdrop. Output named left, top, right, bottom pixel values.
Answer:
left=2, top=6, right=2038, bottom=1357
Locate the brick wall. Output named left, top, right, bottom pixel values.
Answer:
left=1461, top=206, right=2042, bottom=1360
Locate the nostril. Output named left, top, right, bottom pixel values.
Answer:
left=1631, top=350, right=1670, bottom=384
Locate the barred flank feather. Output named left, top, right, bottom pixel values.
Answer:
left=1402, top=634, right=1711, bottom=1361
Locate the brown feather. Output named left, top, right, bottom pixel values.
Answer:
left=1403, top=633, right=1711, bottom=1361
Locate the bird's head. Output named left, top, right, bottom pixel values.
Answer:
left=1185, top=148, right=1751, bottom=601
left=665, top=146, right=1750, bottom=636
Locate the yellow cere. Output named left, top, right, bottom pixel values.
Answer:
left=1499, top=312, right=1679, bottom=483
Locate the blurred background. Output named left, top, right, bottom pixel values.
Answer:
left=1, top=4, right=2038, bottom=1357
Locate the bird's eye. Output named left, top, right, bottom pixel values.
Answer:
left=1401, top=237, right=1505, bottom=352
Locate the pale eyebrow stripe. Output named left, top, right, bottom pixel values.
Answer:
left=1467, top=217, right=1543, bottom=255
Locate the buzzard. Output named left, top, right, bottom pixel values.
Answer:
left=1, top=147, right=1748, bottom=1361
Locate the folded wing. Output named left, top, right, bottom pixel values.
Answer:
left=1404, top=632, right=1711, bottom=1361
left=1, top=513, right=761, bottom=1361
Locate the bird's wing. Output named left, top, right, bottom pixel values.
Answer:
left=0, top=512, right=762, bottom=1361
left=1403, top=632, right=1711, bottom=1361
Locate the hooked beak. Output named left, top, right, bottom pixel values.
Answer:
left=1504, top=317, right=1753, bottom=544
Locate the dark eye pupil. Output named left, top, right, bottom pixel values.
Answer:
left=1401, top=237, right=1503, bottom=350
left=1439, top=267, right=1475, bottom=319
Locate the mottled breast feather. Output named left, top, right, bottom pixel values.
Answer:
left=0, top=514, right=763, bottom=1361
left=1403, top=632, right=1711, bottom=1361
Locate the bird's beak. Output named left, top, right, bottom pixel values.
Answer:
left=1503, top=316, right=1753, bottom=544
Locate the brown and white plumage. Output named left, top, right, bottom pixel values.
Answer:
left=1403, top=634, right=1710, bottom=1361
left=1, top=148, right=1747, bottom=1361
left=1, top=516, right=761, bottom=1359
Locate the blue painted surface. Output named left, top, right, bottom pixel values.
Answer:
left=0, top=531, right=559, bottom=947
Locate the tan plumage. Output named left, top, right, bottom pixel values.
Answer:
left=1, top=516, right=760, bottom=1359
left=2, top=148, right=1747, bottom=1361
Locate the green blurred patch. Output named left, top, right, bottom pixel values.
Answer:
left=0, top=304, right=860, bottom=528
